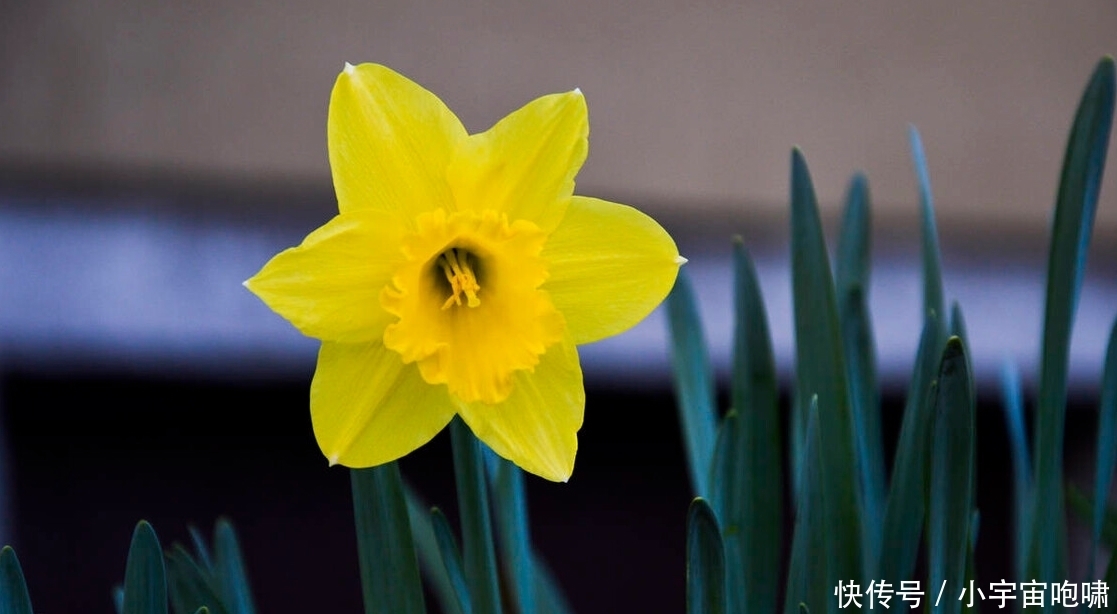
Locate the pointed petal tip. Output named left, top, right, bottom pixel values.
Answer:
left=327, top=453, right=340, bottom=467
left=572, top=87, right=583, bottom=96
left=675, top=255, right=689, bottom=265
left=343, top=61, right=357, bottom=74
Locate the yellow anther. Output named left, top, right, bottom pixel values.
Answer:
left=439, top=248, right=481, bottom=310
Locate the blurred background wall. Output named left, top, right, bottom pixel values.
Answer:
left=2, top=0, right=1116, bottom=234
left=3, top=0, right=1116, bottom=387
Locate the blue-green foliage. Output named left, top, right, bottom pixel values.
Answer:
left=0, top=546, right=34, bottom=614
left=1028, top=57, right=1114, bottom=600
left=667, top=55, right=1114, bottom=614
left=687, top=498, right=727, bottom=614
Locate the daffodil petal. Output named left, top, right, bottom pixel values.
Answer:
left=329, top=63, right=468, bottom=217
left=244, top=210, right=406, bottom=343
left=447, top=90, right=587, bottom=232
left=456, top=336, right=583, bottom=482
left=312, top=340, right=456, bottom=467
left=542, top=196, right=682, bottom=344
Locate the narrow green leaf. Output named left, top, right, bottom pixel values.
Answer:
left=879, top=312, right=943, bottom=601
left=789, top=149, right=863, bottom=589
left=908, top=125, right=946, bottom=323
left=1030, top=56, right=1115, bottom=590
left=351, top=463, right=426, bottom=614
left=835, top=174, right=884, bottom=572
left=783, top=397, right=828, bottom=614
left=450, top=418, right=504, bottom=614
left=431, top=508, right=473, bottom=614
left=790, top=389, right=805, bottom=507
left=949, top=303, right=976, bottom=408
left=408, top=480, right=570, bottom=614
left=687, top=498, right=727, bottom=614
left=836, top=174, right=872, bottom=295
left=532, top=557, right=575, bottom=614
left=123, top=521, right=168, bottom=614
left=485, top=452, right=536, bottom=614
left=1105, top=544, right=1117, bottom=609
left=187, top=527, right=214, bottom=573
left=1091, top=318, right=1117, bottom=579
left=709, top=412, right=743, bottom=613
left=722, top=241, right=782, bottom=614
left=928, top=338, right=975, bottom=614
left=1067, top=485, right=1094, bottom=528
left=213, top=520, right=256, bottom=614
left=404, top=484, right=466, bottom=614
left=1066, top=486, right=1117, bottom=551
left=165, top=545, right=228, bottom=614
left=999, top=360, right=1032, bottom=582
left=0, top=546, right=34, bottom=614
left=666, top=269, right=719, bottom=497
left=949, top=303, right=978, bottom=548
left=962, top=511, right=980, bottom=614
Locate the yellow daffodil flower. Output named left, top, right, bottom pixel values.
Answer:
left=245, top=63, right=682, bottom=482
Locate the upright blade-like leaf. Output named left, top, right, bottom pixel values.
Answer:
left=880, top=312, right=943, bottom=604
left=1030, top=56, right=1115, bottom=590
left=1106, top=542, right=1117, bottom=607
left=709, top=413, right=745, bottom=614
left=532, top=558, right=575, bottom=614
left=450, top=418, right=503, bottom=614
left=835, top=173, right=884, bottom=570
left=213, top=520, right=256, bottom=614
left=723, top=242, right=782, bottom=614
left=790, top=149, right=863, bottom=586
left=949, top=302, right=975, bottom=408
left=687, top=498, right=727, bottom=614
left=187, top=527, right=214, bottom=573
left=431, top=508, right=472, bottom=614
left=405, top=485, right=466, bottom=614
left=666, top=270, right=719, bottom=497
left=486, top=452, right=536, bottom=614
left=1091, top=318, right=1117, bottom=578
left=1064, top=485, right=1117, bottom=551
left=407, top=482, right=569, bottom=614
left=165, top=545, right=228, bottom=614
left=908, top=125, right=946, bottom=323
left=962, top=511, right=979, bottom=613
left=783, top=398, right=828, bottom=614
left=835, top=174, right=872, bottom=296
left=351, top=463, right=425, bottom=614
left=928, top=338, right=975, bottom=614
left=999, top=360, right=1032, bottom=582
left=122, top=521, right=168, bottom=614
left=0, top=546, right=33, bottom=614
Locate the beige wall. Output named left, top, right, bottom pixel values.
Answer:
left=2, top=1, right=1116, bottom=235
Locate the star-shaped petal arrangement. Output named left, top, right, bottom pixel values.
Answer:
left=246, top=63, right=683, bottom=482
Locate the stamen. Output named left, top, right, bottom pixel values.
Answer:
left=438, top=248, right=481, bottom=309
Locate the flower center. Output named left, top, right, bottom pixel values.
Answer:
left=380, top=208, right=566, bottom=404
left=437, top=247, right=481, bottom=309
